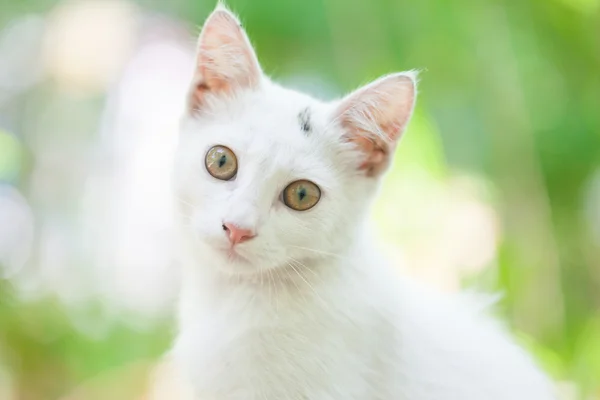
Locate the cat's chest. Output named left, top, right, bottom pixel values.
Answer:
left=173, top=299, right=380, bottom=399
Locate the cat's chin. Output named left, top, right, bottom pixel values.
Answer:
left=217, top=247, right=251, bottom=265
left=201, top=244, right=263, bottom=275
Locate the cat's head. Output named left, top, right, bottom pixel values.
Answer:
left=174, top=5, right=416, bottom=275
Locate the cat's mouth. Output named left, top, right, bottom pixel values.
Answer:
left=219, top=246, right=250, bottom=264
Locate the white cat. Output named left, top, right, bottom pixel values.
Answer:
left=170, top=5, right=556, bottom=399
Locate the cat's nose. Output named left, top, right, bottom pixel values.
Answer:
left=222, top=223, right=256, bottom=245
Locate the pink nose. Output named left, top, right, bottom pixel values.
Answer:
left=222, top=223, right=256, bottom=245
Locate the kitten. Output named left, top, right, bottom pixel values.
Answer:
left=170, top=5, right=556, bottom=399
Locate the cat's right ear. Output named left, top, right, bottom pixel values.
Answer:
left=187, top=5, right=262, bottom=114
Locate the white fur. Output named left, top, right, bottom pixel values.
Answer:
left=170, top=6, right=556, bottom=400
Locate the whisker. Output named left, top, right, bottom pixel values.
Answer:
left=259, top=265, right=264, bottom=289
left=288, top=257, right=318, bottom=277
left=175, top=197, right=197, bottom=208
left=272, top=267, right=282, bottom=311
left=287, top=261, right=327, bottom=308
left=285, top=262, right=312, bottom=308
left=283, top=262, right=303, bottom=294
left=289, top=245, right=350, bottom=261
left=265, top=267, right=273, bottom=308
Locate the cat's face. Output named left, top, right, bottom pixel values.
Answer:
left=174, top=6, right=416, bottom=275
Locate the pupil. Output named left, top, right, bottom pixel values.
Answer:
left=218, top=155, right=227, bottom=168
left=298, top=188, right=306, bottom=201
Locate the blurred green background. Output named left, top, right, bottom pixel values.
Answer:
left=0, top=0, right=599, bottom=399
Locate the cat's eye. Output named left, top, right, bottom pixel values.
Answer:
left=282, top=180, right=321, bottom=211
left=205, top=145, right=238, bottom=181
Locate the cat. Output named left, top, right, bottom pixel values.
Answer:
left=169, top=4, right=556, bottom=399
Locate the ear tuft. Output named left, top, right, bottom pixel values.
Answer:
left=333, top=72, right=417, bottom=177
left=214, top=0, right=234, bottom=14
left=187, top=4, right=261, bottom=114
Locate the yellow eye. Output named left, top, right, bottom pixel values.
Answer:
left=283, top=180, right=321, bottom=211
left=205, top=145, right=238, bottom=181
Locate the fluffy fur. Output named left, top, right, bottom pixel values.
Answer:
left=170, top=5, right=556, bottom=399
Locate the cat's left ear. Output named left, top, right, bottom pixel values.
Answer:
left=188, top=5, right=262, bottom=114
left=332, top=72, right=416, bottom=177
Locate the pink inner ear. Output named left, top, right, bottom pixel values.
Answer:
left=336, top=73, right=416, bottom=176
left=347, top=132, right=392, bottom=177
left=188, top=9, right=261, bottom=113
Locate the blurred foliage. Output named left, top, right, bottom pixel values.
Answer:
left=1, top=0, right=599, bottom=398
left=0, top=280, right=171, bottom=399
